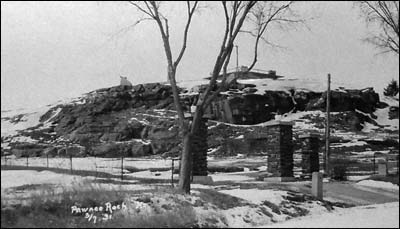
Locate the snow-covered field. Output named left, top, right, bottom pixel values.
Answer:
left=260, top=201, right=399, bottom=228
left=1, top=167, right=399, bottom=228
left=1, top=156, right=176, bottom=176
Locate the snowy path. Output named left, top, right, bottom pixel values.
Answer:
left=260, top=201, right=399, bottom=228
left=242, top=179, right=399, bottom=206
left=322, top=182, right=399, bottom=205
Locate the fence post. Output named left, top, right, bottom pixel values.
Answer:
left=171, top=158, right=174, bottom=187
left=373, top=153, right=376, bottom=175
left=121, top=157, right=124, bottom=181
left=70, top=154, right=73, bottom=174
left=26, top=155, right=29, bottom=167
left=312, top=172, right=323, bottom=200
left=95, top=155, right=97, bottom=179
left=47, top=154, right=49, bottom=168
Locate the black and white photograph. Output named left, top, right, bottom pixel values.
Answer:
left=1, top=1, right=399, bottom=228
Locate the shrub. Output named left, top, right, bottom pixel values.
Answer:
left=330, top=158, right=353, bottom=181
left=332, top=165, right=347, bottom=181
left=1, top=183, right=198, bottom=228
left=383, top=79, right=399, bottom=97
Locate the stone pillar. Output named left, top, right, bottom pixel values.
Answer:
left=264, top=121, right=294, bottom=180
left=299, top=133, right=320, bottom=177
left=191, top=117, right=208, bottom=176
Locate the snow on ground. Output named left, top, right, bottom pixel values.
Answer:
left=347, top=175, right=372, bottom=181
left=210, top=172, right=255, bottom=182
left=207, top=147, right=220, bottom=154
left=1, top=105, right=50, bottom=137
left=129, top=117, right=150, bottom=125
left=274, top=110, right=324, bottom=130
left=127, top=170, right=178, bottom=180
left=374, top=107, right=399, bottom=130
left=40, top=107, right=62, bottom=129
left=1, top=170, right=150, bottom=203
left=350, top=150, right=390, bottom=156
left=331, top=140, right=368, bottom=148
left=176, top=79, right=209, bottom=94
left=260, top=201, right=399, bottom=228
left=380, top=94, right=399, bottom=107
left=218, top=188, right=287, bottom=206
left=208, top=156, right=268, bottom=167
left=237, top=78, right=354, bottom=95
left=356, top=180, right=399, bottom=190
left=0, top=170, right=97, bottom=189
left=9, top=135, right=38, bottom=143
left=362, top=122, right=380, bottom=132
left=177, top=77, right=358, bottom=96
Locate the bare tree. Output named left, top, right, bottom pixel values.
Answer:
left=130, top=1, right=302, bottom=193
left=356, top=1, right=399, bottom=54
left=128, top=1, right=198, bottom=194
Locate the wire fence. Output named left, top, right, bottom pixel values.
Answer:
left=1, top=155, right=180, bottom=183
left=1, top=149, right=397, bottom=183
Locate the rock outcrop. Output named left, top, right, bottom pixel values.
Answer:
left=206, top=83, right=385, bottom=125
left=1, top=81, right=396, bottom=158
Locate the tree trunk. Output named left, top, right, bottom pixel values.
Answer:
left=178, top=132, right=193, bottom=193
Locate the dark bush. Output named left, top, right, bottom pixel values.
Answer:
left=383, top=79, right=399, bottom=96
left=332, top=165, right=347, bottom=181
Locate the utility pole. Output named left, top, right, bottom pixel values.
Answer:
left=235, top=45, right=239, bottom=71
left=325, top=74, right=331, bottom=177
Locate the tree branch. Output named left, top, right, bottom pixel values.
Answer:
left=174, top=1, right=198, bottom=68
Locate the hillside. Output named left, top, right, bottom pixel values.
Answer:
left=1, top=77, right=399, bottom=165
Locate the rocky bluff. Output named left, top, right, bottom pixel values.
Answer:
left=2, top=81, right=394, bottom=158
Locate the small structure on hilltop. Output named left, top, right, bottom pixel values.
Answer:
left=204, top=66, right=284, bottom=81
left=120, top=75, right=133, bottom=87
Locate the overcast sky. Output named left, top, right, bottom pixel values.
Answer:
left=1, top=1, right=399, bottom=111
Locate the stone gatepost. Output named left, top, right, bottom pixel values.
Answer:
left=183, top=113, right=213, bottom=184
left=248, top=121, right=294, bottom=181
left=191, top=117, right=208, bottom=176
left=299, top=133, right=320, bottom=177
left=266, top=121, right=294, bottom=179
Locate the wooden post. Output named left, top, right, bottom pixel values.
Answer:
left=70, top=154, right=73, bottom=174
left=235, top=45, right=239, bottom=70
left=373, top=153, right=376, bottom=174
left=325, top=74, right=331, bottom=177
left=26, top=155, right=29, bottom=167
left=47, top=154, right=49, bottom=168
left=95, top=155, right=97, bottom=178
left=121, top=157, right=124, bottom=180
left=171, top=158, right=174, bottom=187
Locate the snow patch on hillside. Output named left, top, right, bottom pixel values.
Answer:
left=237, top=78, right=355, bottom=94
left=1, top=106, right=50, bottom=137
left=331, top=140, right=368, bottom=148
left=275, top=110, right=324, bottom=130
left=380, top=94, right=399, bottom=107
left=374, top=107, right=399, bottom=130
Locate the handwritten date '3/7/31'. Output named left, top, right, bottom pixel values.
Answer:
left=71, top=202, right=128, bottom=224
